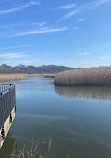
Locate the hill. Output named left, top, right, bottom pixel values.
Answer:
left=0, top=64, right=73, bottom=74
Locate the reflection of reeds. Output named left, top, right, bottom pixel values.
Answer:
left=0, top=74, right=55, bottom=82
left=55, top=86, right=111, bottom=100
left=11, top=139, right=52, bottom=158
left=55, top=67, right=111, bottom=86
left=11, top=139, right=70, bottom=158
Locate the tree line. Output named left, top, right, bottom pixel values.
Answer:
left=0, top=64, right=73, bottom=74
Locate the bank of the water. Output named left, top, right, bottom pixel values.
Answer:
left=0, top=74, right=55, bottom=82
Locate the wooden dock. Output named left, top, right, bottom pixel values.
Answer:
left=0, top=84, right=16, bottom=149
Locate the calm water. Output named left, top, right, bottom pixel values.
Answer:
left=0, top=76, right=111, bottom=158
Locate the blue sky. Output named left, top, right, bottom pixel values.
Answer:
left=0, top=0, right=111, bottom=68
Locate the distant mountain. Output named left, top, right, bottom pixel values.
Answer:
left=0, top=64, right=74, bottom=74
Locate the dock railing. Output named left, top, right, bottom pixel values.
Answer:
left=0, top=84, right=16, bottom=130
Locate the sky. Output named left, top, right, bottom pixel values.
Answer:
left=0, top=0, right=111, bottom=68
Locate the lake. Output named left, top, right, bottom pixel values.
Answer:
left=0, top=76, right=111, bottom=158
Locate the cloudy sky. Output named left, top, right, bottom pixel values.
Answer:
left=0, top=0, right=111, bottom=67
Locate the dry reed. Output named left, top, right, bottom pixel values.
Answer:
left=55, top=66, right=111, bottom=86
left=0, top=74, right=55, bottom=82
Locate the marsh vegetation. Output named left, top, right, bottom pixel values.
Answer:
left=55, top=66, right=111, bottom=86
left=0, top=74, right=55, bottom=82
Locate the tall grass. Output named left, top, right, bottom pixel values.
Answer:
left=0, top=74, right=55, bottom=82
left=0, top=74, right=27, bottom=82
left=55, top=66, right=111, bottom=86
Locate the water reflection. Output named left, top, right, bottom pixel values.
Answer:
left=55, top=86, right=111, bottom=100
left=0, top=132, right=17, bottom=158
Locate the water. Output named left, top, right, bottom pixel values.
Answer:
left=0, top=76, right=111, bottom=158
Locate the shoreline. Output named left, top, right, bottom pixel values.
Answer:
left=0, top=74, right=55, bottom=82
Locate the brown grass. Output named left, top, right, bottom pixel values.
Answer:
left=54, top=66, right=111, bottom=86
left=0, top=74, right=55, bottom=82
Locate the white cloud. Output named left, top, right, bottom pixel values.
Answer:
left=0, top=22, right=46, bottom=29
left=0, top=59, right=38, bottom=66
left=99, top=56, right=109, bottom=59
left=36, top=22, right=46, bottom=27
left=10, top=27, right=67, bottom=37
left=0, top=1, right=40, bottom=15
left=0, top=23, right=67, bottom=38
left=0, top=44, right=34, bottom=50
left=78, top=18, right=85, bottom=22
left=30, top=1, right=39, bottom=5
left=58, top=3, right=76, bottom=9
left=73, top=26, right=79, bottom=29
left=79, top=52, right=91, bottom=55
left=59, top=0, right=111, bottom=21
left=0, top=53, right=29, bottom=58
left=13, top=60, right=38, bottom=64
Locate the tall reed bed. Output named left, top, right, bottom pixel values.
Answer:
left=54, top=66, right=111, bottom=86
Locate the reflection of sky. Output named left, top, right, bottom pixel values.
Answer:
left=9, top=77, right=111, bottom=158
left=18, top=113, right=69, bottom=121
